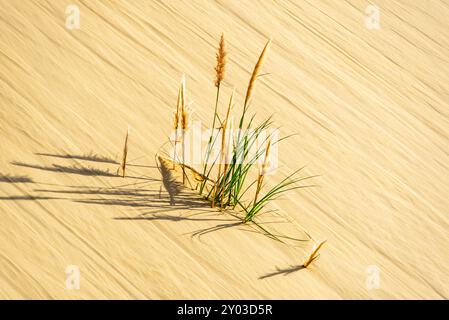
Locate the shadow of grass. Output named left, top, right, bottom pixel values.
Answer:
left=159, top=156, right=183, bottom=205
left=115, top=213, right=235, bottom=223
left=12, top=161, right=116, bottom=177
left=33, top=188, right=157, bottom=197
left=8, top=154, right=290, bottom=244
left=12, top=161, right=155, bottom=181
left=189, top=221, right=244, bottom=239
left=0, top=174, right=33, bottom=183
left=35, top=152, right=157, bottom=169
left=32, top=183, right=209, bottom=213
left=0, top=195, right=62, bottom=200
left=258, top=265, right=305, bottom=279
left=35, top=152, right=118, bottom=164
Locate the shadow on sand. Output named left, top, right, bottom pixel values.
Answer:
left=35, top=152, right=118, bottom=164
left=35, top=152, right=157, bottom=169
left=115, top=213, right=235, bottom=223
left=0, top=174, right=33, bottom=183
left=0, top=195, right=61, bottom=200
left=8, top=152, right=285, bottom=253
left=4, top=152, right=309, bottom=280
left=258, top=265, right=305, bottom=279
left=11, top=161, right=156, bottom=181
left=12, top=161, right=116, bottom=177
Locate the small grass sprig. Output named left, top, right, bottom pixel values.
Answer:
left=180, top=75, right=190, bottom=185
left=172, top=84, right=182, bottom=169
left=302, top=240, right=326, bottom=268
left=117, top=127, right=129, bottom=178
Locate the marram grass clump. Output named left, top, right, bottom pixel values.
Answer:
left=163, top=34, right=320, bottom=247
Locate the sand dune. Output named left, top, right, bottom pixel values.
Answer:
left=1, top=0, right=449, bottom=299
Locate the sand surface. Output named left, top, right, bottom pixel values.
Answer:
left=1, top=0, right=449, bottom=299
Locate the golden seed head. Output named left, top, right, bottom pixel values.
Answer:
left=177, top=75, right=192, bottom=130
left=214, top=33, right=227, bottom=87
left=172, top=111, right=180, bottom=130
left=176, top=86, right=181, bottom=114
left=180, top=74, right=186, bottom=110
left=173, top=81, right=183, bottom=130
left=118, top=127, right=129, bottom=178
left=244, top=39, right=271, bottom=108
left=265, top=140, right=271, bottom=159
left=181, top=105, right=193, bottom=130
